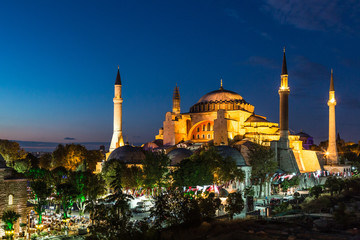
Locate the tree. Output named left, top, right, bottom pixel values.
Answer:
left=281, top=179, right=292, bottom=192
left=142, top=151, right=170, bottom=189
left=150, top=189, right=202, bottom=228
left=26, top=153, right=40, bottom=169
left=13, top=158, right=31, bottom=173
left=309, top=185, right=323, bottom=199
left=71, top=170, right=106, bottom=216
left=39, top=153, right=52, bottom=170
left=172, top=147, right=244, bottom=187
left=120, top=165, right=144, bottom=191
left=56, top=182, right=79, bottom=219
left=102, top=158, right=121, bottom=186
left=324, top=176, right=340, bottom=197
left=172, top=157, right=213, bottom=187
left=248, top=144, right=276, bottom=197
left=30, top=180, right=52, bottom=224
left=225, top=191, right=244, bottom=219
left=52, top=144, right=87, bottom=170
left=50, top=166, right=68, bottom=186
left=0, top=139, right=27, bottom=167
left=202, top=147, right=244, bottom=184
left=84, top=150, right=104, bottom=172
left=87, top=166, right=134, bottom=239
left=1, top=210, right=20, bottom=238
left=102, top=160, right=143, bottom=190
left=198, top=192, right=221, bottom=221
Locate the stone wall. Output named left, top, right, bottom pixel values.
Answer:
left=0, top=168, right=30, bottom=238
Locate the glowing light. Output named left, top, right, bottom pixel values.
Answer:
left=329, top=98, right=335, bottom=103
left=36, top=224, right=44, bottom=230
left=325, top=152, right=329, bottom=156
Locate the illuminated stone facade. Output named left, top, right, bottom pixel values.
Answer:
left=0, top=159, right=30, bottom=238
left=157, top=84, right=283, bottom=147
left=156, top=50, right=322, bottom=174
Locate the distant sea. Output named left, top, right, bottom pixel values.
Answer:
left=15, top=140, right=111, bottom=153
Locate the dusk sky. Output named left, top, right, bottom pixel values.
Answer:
left=0, top=1, right=360, bottom=144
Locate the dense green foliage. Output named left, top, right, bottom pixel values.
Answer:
left=0, top=139, right=27, bottom=167
left=142, top=151, right=171, bottom=188
left=309, top=185, right=323, bottom=199
left=1, top=210, right=20, bottom=231
left=248, top=144, right=276, bottom=197
left=225, top=192, right=244, bottom=219
left=30, top=180, right=52, bottom=224
left=173, top=147, right=244, bottom=187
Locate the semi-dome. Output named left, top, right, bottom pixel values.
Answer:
left=167, top=148, right=193, bottom=166
left=245, top=115, right=269, bottom=123
left=197, top=88, right=243, bottom=103
left=108, top=145, right=146, bottom=164
left=215, top=145, right=247, bottom=166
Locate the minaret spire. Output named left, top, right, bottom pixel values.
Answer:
left=110, top=67, right=124, bottom=152
left=172, top=84, right=181, bottom=114
left=327, top=69, right=338, bottom=164
left=279, top=48, right=290, bottom=145
left=220, top=78, right=223, bottom=90
left=330, top=68, right=334, bottom=91
left=115, top=66, right=122, bottom=85
left=282, top=47, right=288, bottom=75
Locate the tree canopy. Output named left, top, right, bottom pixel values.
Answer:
left=248, top=144, right=277, bottom=197
left=173, top=147, right=244, bottom=187
left=0, top=139, right=27, bottom=167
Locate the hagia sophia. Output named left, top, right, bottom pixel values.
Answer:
left=106, top=49, right=351, bottom=193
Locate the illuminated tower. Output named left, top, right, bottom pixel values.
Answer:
left=327, top=69, right=338, bottom=164
left=110, top=67, right=124, bottom=152
left=172, top=85, right=180, bottom=114
left=279, top=48, right=290, bottom=146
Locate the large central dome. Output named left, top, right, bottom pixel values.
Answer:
left=189, top=86, right=253, bottom=113
left=197, top=88, right=243, bottom=103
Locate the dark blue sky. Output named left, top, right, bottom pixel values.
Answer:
left=0, top=0, right=359, bottom=144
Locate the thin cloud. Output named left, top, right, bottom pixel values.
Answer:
left=291, top=55, right=329, bottom=83
left=64, top=137, right=76, bottom=140
left=262, top=0, right=360, bottom=33
left=224, top=8, right=240, bottom=19
left=244, top=56, right=280, bottom=69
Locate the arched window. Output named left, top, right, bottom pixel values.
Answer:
left=197, top=127, right=199, bottom=132
left=8, top=194, right=13, bottom=205
left=197, top=135, right=199, bottom=139
left=202, top=135, right=205, bottom=139
left=202, top=125, right=205, bottom=131
left=207, top=123, right=210, bottom=131
left=208, top=134, right=211, bottom=139
left=192, top=135, right=195, bottom=139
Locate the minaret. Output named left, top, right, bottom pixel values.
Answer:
left=110, top=67, right=124, bottom=152
left=172, top=84, right=180, bottom=114
left=279, top=48, right=290, bottom=146
left=327, top=69, right=338, bottom=164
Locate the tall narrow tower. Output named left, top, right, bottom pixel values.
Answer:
left=110, top=67, right=124, bottom=152
left=172, top=85, right=180, bottom=114
left=279, top=48, right=290, bottom=147
left=327, top=69, right=338, bottom=164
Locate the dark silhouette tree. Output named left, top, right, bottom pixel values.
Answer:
left=225, top=191, right=244, bottom=219
left=248, top=144, right=276, bottom=197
